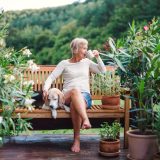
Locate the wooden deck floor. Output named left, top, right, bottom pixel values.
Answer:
left=0, top=134, right=128, bottom=160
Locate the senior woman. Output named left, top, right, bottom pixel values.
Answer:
left=43, top=37, right=106, bottom=152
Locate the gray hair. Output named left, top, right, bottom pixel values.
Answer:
left=70, top=38, right=88, bottom=55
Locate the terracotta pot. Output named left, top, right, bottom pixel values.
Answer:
left=99, top=139, right=120, bottom=157
left=127, top=130, right=159, bottom=160
left=101, top=95, right=120, bottom=109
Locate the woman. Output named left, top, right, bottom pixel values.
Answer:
left=43, top=37, right=106, bottom=152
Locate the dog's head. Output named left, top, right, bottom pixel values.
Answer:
left=48, top=88, right=64, bottom=109
left=47, top=88, right=65, bottom=119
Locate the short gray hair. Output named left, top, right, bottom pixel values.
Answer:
left=70, top=38, right=88, bottom=55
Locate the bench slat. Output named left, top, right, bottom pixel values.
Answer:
left=0, top=105, right=125, bottom=119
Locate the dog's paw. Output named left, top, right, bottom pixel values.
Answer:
left=63, top=105, right=70, bottom=112
left=51, top=109, right=57, bottom=119
left=42, top=104, right=50, bottom=110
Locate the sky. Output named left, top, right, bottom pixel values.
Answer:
left=0, top=0, right=85, bottom=11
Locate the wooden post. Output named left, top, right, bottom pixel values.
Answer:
left=124, top=96, right=130, bottom=148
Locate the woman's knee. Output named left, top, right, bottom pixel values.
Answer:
left=70, top=88, right=81, bottom=96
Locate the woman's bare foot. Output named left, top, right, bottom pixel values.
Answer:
left=71, top=139, right=80, bottom=152
left=81, top=119, right=91, bottom=129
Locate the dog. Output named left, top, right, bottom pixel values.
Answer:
left=32, top=88, right=70, bottom=119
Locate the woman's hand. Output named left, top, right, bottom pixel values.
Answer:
left=92, top=50, right=100, bottom=58
left=43, top=90, right=48, bottom=102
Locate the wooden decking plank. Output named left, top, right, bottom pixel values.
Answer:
left=0, top=135, right=128, bottom=160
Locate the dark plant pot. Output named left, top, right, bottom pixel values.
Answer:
left=99, top=139, right=120, bottom=157
left=127, top=130, right=159, bottom=160
left=101, top=95, right=120, bottom=109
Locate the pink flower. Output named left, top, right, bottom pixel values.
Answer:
left=143, top=26, right=149, bottom=31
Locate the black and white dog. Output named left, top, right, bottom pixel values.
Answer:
left=32, top=88, right=70, bottom=119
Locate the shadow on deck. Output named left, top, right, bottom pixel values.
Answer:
left=0, top=134, right=128, bottom=160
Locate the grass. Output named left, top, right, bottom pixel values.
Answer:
left=23, top=128, right=125, bottom=138
left=27, top=128, right=101, bottom=135
left=93, top=99, right=124, bottom=108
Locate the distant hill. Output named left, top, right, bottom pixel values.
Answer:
left=3, top=0, right=160, bottom=64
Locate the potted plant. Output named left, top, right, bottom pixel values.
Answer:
left=99, top=121, right=121, bottom=157
left=91, top=36, right=130, bottom=109
left=119, top=18, right=160, bottom=160
left=126, top=76, right=159, bottom=160
left=101, top=18, right=160, bottom=159
left=91, top=71, right=121, bottom=109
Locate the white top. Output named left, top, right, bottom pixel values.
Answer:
left=43, top=57, right=106, bottom=94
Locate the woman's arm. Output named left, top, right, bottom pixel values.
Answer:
left=43, top=61, right=65, bottom=92
left=89, top=50, right=106, bottom=73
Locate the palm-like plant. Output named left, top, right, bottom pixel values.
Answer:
left=101, top=18, right=160, bottom=133
left=102, top=18, right=160, bottom=160
left=120, top=18, right=160, bottom=133
left=125, top=18, right=160, bottom=133
left=100, top=37, right=130, bottom=73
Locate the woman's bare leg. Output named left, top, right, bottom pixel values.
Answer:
left=68, top=88, right=91, bottom=129
left=70, top=102, right=82, bottom=152
left=64, top=88, right=91, bottom=152
left=64, top=89, right=91, bottom=129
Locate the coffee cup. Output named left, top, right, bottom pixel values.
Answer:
left=86, top=50, right=95, bottom=59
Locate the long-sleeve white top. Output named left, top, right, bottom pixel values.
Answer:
left=43, top=57, right=106, bottom=94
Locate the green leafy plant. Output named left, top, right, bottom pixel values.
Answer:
left=100, top=37, right=130, bottom=73
left=0, top=12, right=39, bottom=136
left=118, top=18, right=160, bottom=134
left=91, top=71, right=121, bottom=96
left=101, top=18, right=160, bottom=134
left=127, top=19, right=160, bottom=133
left=99, top=121, right=120, bottom=141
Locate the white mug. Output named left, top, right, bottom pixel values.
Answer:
left=86, top=50, right=95, bottom=59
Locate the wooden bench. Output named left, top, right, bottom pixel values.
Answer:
left=4, top=65, right=131, bottom=148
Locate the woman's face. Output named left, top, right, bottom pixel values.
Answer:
left=77, top=44, right=88, bottom=59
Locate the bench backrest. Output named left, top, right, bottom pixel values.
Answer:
left=24, top=65, right=116, bottom=100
